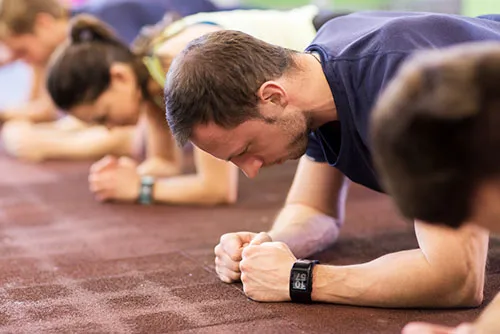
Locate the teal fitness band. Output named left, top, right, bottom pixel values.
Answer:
left=139, top=175, right=155, bottom=205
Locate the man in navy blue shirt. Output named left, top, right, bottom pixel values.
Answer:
left=164, top=12, right=500, bottom=308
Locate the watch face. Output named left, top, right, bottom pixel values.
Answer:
left=291, top=271, right=308, bottom=291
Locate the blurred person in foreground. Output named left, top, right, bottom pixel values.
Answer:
left=371, top=41, right=500, bottom=334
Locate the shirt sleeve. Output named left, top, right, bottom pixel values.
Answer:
left=305, top=131, right=328, bottom=163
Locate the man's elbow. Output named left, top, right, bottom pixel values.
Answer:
left=422, top=224, right=488, bottom=308
left=450, top=270, right=484, bottom=307
left=438, top=259, right=485, bottom=308
left=466, top=285, right=484, bottom=308
left=461, top=262, right=486, bottom=307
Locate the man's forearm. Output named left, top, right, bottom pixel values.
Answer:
left=268, top=204, right=342, bottom=259
left=311, top=235, right=487, bottom=308
left=312, top=250, right=449, bottom=307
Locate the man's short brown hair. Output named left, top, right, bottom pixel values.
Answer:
left=164, top=30, right=299, bottom=147
left=371, top=42, right=500, bottom=227
left=0, top=0, right=66, bottom=39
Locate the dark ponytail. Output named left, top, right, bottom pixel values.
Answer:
left=70, top=14, right=124, bottom=45
left=47, top=14, right=151, bottom=111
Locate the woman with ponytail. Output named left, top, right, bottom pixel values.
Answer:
left=45, top=6, right=345, bottom=206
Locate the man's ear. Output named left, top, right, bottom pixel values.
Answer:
left=109, top=63, right=135, bottom=84
left=257, top=81, right=288, bottom=108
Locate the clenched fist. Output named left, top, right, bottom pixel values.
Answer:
left=240, top=241, right=296, bottom=302
left=214, top=231, right=272, bottom=283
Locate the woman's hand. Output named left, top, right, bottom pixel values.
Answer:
left=89, top=156, right=141, bottom=202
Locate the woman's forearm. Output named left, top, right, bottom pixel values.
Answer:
left=151, top=172, right=237, bottom=206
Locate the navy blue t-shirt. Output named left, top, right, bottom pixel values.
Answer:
left=71, top=0, right=218, bottom=45
left=304, top=11, right=500, bottom=193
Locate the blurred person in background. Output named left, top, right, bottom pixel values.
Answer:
left=0, top=0, right=217, bottom=162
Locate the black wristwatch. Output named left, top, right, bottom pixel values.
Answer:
left=138, top=175, right=155, bottom=205
left=289, top=259, right=320, bottom=303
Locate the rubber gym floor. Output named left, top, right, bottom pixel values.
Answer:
left=0, top=148, right=499, bottom=333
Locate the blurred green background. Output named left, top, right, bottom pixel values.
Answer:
left=464, top=0, right=500, bottom=16
left=239, top=0, right=499, bottom=16
left=241, top=0, right=388, bottom=11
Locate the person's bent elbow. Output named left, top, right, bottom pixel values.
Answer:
left=198, top=181, right=238, bottom=206
left=450, top=268, right=484, bottom=308
left=436, top=253, right=485, bottom=308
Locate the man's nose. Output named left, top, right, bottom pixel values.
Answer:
left=234, top=156, right=263, bottom=179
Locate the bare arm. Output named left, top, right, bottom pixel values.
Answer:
left=1, top=119, right=137, bottom=162
left=312, top=222, right=488, bottom=308
left=151, top=147, right=239, bottom=205
left=37, top=126, right=137, bottom=160
left=143, top=103, right=176, bottom=161
left=268, top=156, right=349, bottom=258
left=137, top=103, right=183, bottom=175
left=269, top=157, right=488, bottom=308
left=139, top=102, right=238, bottom=205
left=136, top=24, right=226, bottom=176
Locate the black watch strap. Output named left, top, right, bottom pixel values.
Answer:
left=289, top=259, right=320, bottom=303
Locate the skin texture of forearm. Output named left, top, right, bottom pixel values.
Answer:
left=1, top=97, right=59, bottom=123
left=148, top=146, right=239, bottom=205
left=311, top=224, right=488, bottom=308
left=2, top=119, right=135, bottom=162
left=152, top=166, right=238, bottom=205
left=40, top=126, right=136, bottom=160
left=268, top=203, right=342, bottom=259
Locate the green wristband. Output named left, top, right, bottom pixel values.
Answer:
left=139, top=175, right=155, bottom=205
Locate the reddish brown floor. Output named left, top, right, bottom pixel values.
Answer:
left=0, top=150, right=499, bottom=334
